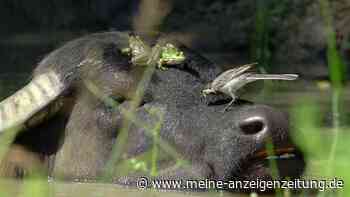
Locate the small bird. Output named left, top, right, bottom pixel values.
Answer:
left=202, top=63, right=298, bottom=111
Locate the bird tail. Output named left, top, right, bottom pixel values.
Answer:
left=247, top=74, right=299, bottom=80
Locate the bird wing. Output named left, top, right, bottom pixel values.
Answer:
left=211, top=63, right=257, bottom=90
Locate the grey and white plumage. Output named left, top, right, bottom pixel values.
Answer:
left=202, top=63, right=298, bottom=111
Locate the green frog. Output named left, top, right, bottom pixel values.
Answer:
left=122, top=35, right=186, bottom=70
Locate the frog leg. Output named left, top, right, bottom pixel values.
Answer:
left=121, top=47, right=131, bottom=56
left=146, top=43, right=167, bottom=70
left=132, top=51, right=151, bottom=66
left=128, top=35, right=152, bottom=66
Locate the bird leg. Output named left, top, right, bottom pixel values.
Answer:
left=222, top=93, right=236, bottom=112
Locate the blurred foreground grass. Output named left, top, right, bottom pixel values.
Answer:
left=288, top=0, right=348, bottom=196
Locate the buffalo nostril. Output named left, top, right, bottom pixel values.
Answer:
left=239, top=117, right=267, bottom=135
